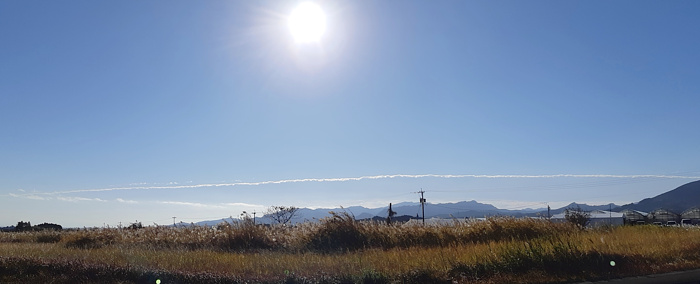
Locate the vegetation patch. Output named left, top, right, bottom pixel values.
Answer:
left=35, top=232, right=62, bottom=244
left=2, top=218, right=700, bottom=283
left=306, top=212, right=368, bottom=252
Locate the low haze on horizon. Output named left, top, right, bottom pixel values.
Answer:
left=2, top=1, right=700, bottom=227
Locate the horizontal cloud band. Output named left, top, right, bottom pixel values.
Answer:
left=10, top=173, right=694, bottom=196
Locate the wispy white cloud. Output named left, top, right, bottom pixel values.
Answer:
left=17, top=173, right=700, bottom=196
left=157, top=201, right=227, bottom=209
left=116, top=198, right=139, bottom=204
left=222, top=202, right=266, bottom=208
left=9, top=193, right=50, bottom=200
left=56, top=196, right=106, bottom=202
left=7, top=191, right=265, bottom=210
left=156, top=201, right=266, bottom=210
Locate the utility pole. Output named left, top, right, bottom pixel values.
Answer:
left=387, top=203, right=397, bottom=225
left=172, top=217, right=176, bottom=227
left=419, top=189, right=426, bottom=225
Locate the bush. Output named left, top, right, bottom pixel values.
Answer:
left=63, top=230, right=115, bottom=249
left=213, top=220, right=274, bottom=251
left=306, top=211, right=367, bottom=252
left=36, top=232, right=62, bottom=243
left=65, top=235, right=103, bottom=249
left=127, top=222, right=143, bottom=230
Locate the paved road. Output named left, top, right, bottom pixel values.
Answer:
left=577, top=269, right=700, bottom=284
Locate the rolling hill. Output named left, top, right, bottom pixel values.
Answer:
left=618, top=180, right=700, bottom=213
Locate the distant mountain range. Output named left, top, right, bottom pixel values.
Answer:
left=192, top=180, right=700, bottom=226
left=617, top=180, right=700, bottom=213
left=193, top=201, right=618, bottom=226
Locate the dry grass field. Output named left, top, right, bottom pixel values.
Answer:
left=2, top=213, right=700, bottom=283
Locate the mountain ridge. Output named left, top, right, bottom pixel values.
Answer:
left=191, top=180, right=700, bottom=227
left=618, top=180, right=700, bottom=213
left=192, top=200, right=616, bottom=226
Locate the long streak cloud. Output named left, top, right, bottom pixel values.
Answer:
left=21, top=173, right=700, bottom=196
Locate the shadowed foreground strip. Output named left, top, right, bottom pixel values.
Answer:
left=0, top=256, right=243, bottom=284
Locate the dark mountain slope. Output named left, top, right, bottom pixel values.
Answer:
left=619, top=180, right=700, bottom=213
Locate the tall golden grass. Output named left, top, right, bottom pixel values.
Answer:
left=2, top=216, right=700, bottom=283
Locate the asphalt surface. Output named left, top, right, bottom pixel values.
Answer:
left=577, top=269, right=700, bottom=284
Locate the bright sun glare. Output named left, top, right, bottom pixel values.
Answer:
left=288, top=2, right=326, bottom=43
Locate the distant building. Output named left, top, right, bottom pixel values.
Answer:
left=551, top=210, right=623, bottom=227
left=681, top=208, right=700, bottom=225
left=648, top=208, right=680, bottom=224
left=620, top=209, right=648, bottom=225
left=587, top=210, right=624, bottom=226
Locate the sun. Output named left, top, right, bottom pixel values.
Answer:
left=288, top=2, right=326, bottom=43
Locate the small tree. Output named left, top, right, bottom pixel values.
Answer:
left=36, top=223, right=62, bottom=231
left=16, top=221, right=32, bottom=232
left=238, top=212, right=255, bottom=226
left=565, top=206, right=590, bottom=228
left=266, top=206, right=300, bottom=225
left=128, top=221, right=143, bottom=230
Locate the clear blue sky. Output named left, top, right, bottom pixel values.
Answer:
left=2, top=1, right=699, bottom=227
